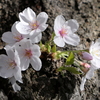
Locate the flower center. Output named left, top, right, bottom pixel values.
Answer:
left=59, top=28, right=67, bottom=37
left=9, top=60, right=16, bottom=69
left=30, top=22, right=39, bottom=30
left=14, top=35, right=23, bottom=42
left=25, top=49, right=32, bottom=58
left=91, top=49, right=100, bottom=58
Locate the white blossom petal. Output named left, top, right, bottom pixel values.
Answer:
left=27, top=7, right=36, bottom=22
left=37, top=12, right=48, bottom=25
left=19, top=7, right=36, bottom=24
left=38, top=24, right=48, bottom=32
left=64, top=34, right=80, bottom=46
left=54, top=36, right=65, bottom=47
left=0, top=67, right=14, bottom=78
left=11, top=21, right=20, bottom=34
left=54, top=15, right=65, bottom=36
left=30, top=33, right=42, bottom=43
left=14, top=67, right=22, bottom=82
left=4, top=45, right=15, bottom=60
left=86, top=67, right=95, bottom=79
left=80, top=76, right=86, bottom=91
left=29, top=30, right=40, bottom=38
left=31, top=44, right=41, bottom=57
left=16, top=22, right=31, bottom=35
left=9, top=77, right=16, bottom=84
left=2, top=32, right=16, bottom=44
left=20, top=57, right=30, bottom=71
left=30, top=56, right=42, bottom=71
left=0, top=55, right=8, bottom=67
left=66, top=19, right=79, bottom=32
left=9, top=77, right=21, bottom=92
left=12, top=83, right=21, bottom=92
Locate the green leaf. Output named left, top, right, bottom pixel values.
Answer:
left=65, top=67, right=81, bottom=74
left=66, top=52, right=74, bottom=65
left=57, top=66, right=81, bottom=74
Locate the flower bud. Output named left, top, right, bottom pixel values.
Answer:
left=78, top=61, right=90, bottom=73
left=83, top=63, right=91, bottom=68
left=81, top=52, right=93, bottom=60
left=79, top=61, right=91, bottom=68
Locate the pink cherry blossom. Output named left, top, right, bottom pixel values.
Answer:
left=53, top=15, right=80, bottom=47
left=16, top=7, right=48, bottom=38
left=2, top=22, right=26, bottom=46
left=14, top=39, right=42, bottom=71
left=0, top=45, right=22, bottom=82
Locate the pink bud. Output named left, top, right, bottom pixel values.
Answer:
left=81, top=52, right=93, bottom=60
left=79, top=61, right=91, bottom=68
left=83, top=63, right=91, bottom=68
left=78, top=61, right=91, bottom=73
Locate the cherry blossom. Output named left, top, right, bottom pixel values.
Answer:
left=14, top=39, right=42, bottom=71
left=0, top=45, right=22, bottom=82
left=53, top=15, right=80, bottom=47
left=1, top=22, right=26, bottom=46
left=80, top=38, right=100, bottom=91
left=16, top=7, right=48, bottom=38
left=90, top=38, right=100, bottom=69
left=2, top=22, right=41, bottom=46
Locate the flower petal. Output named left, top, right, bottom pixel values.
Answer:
left=66, top=19, right=79, bottom=32
left=54, top=15, right=65, bottom=36
left=30, top=33, right=42, bottom=43
left=0, top=55, right=8, bottom=67
left=9, top=77, right=16, bottom=84
left=12, top=83, right=21, bottom=92
left=14, top=67, right=22, bottom=82
left=54, top=36, right=65, bottom=47
left=9, top=77, right=21, bottom=92
left=27, top=7, right=36, bottom=22
left=30, top=56, right=42, bottom=71
left=2, top=32, right=16, bottom=44
left=37, top=12, right=48, bottom=25
left=64, top=34, right=80, bottom=46
left=38, top=24, right=48, bottom=32
left=19, top=7, right=36, bottom=24
left=16, top=22, right=31, bottom=35
left=29, top=30, right=40, bottom=38
left=80, top=76, right=86, bottom=91
left=20, top=57, right=30, bottom=71
left=11, top=21, right=20, bottom=34
left=4, top=45, right=15, bottom=60
left=19, top=13, right=30, bottom=25
left=86, top=67, right=95, bottom=79
left=31, top=44, right=41, bottom=57
left=0, top=67, right=14, bottom=78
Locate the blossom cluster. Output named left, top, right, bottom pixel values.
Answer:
left=0, top=7, right=47, bottom=92
left=0, top=7, right=100, bottom=92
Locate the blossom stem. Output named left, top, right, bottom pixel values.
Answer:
left=65, top=49, right=89, bottom=53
